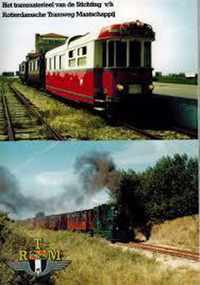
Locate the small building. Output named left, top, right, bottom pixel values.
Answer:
left=2, top=72, right=15, bottom=77
left=35, top=33, right=68, bottom=53
left=185, top=73, right=197, bottom=79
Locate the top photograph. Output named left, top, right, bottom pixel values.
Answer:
left=0, top=0, right=198, bottom=141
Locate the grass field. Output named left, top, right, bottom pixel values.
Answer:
left=1, top=215, right=200, bottom=285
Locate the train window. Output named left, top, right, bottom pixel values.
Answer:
left=78, top=46, right=87, bottom=56
left=54, top=56, right=56, bottom=70
left=82, top=46, right=87, bottom=55
left=78, top=56, right=87, bottom=66
left=69, top=58, right=76, bottom=67
left=130, top=41, right=141, bottom=67
left=59, top=55, right=62, bottom=70
left=77, top=46, right=87, bottom=67
left=108, top=41, right=114, bottom=67
left=102, top=42, right=106, bottom=67
left=144, top=41, right=151, bottom=67
left=61, top=55, right=65, bottom=69
left=68, top=50, right=76, bottom=67
left=49, top=58, right=52, bottom=71
left=116, top=41, right=127, bottom=67
left=69, top=50, right=74, bottom=58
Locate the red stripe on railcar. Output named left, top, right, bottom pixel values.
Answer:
left=46, top=70, right=99, bottom=104
left=46, top=68, right=152, bottom=102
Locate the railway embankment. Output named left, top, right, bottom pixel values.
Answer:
left=8, top=80, right=194, bottom=140
left=0, top=213, right=199, bottom=285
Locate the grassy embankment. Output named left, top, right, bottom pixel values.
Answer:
left=12, top=81, right=142, bottom=140
left=1, top=214, right=200, bottom=285
left=149, top=215, right=199, bottom=252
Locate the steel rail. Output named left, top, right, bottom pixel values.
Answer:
left=121, top=242, right=200, bottom=262
left=10, top=86, right=67, bottom=140
left=171, top=127, right=197, bottom=139
left=122, top=122, right=161, bottom=139
left=1, top=93, right=15, bottom=140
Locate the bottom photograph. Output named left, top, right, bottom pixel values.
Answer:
left=0, top=140, right=199, bottom=285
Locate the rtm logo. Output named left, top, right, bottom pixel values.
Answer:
left=19, top=238, right=63, bottom=261
left=8, top=238, right=71, bottom=279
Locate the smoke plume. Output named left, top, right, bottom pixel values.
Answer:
left=0, top=152, right=121, bottom=218
left=75, top=151, right=121, bottom=194
left=0, top=166, right=43, bottom=216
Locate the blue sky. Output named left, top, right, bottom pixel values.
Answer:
left=1, top=140, right=198, bottom=176
left=0, top=0, right=198, bottom=74
left=0, top=140, right=198, bottom=218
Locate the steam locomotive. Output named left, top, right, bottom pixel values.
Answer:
left=27, top=204, right=133, bottom=243
left=19, top=20, right=155, bottom=116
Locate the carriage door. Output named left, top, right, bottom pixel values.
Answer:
left=94, top=41, right=104, bottom=100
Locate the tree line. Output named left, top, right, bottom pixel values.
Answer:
left=114, top=154, right=198, bottom=229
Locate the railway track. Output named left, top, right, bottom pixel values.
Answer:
left=122, top=123, right=161, bottom=139
left=117, top=242, right=200, bottom=262
left=171, top=126, right=197, bottom=139
left=4, top=81, right=196, bottom=140
left=121, top=122, right=196, bottom=140
left=0, top=82, right=65, bottom=140
left=39, top=90, right=194, bottom=140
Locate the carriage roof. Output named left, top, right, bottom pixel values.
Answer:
left=46, top=20, right=155, bottom=57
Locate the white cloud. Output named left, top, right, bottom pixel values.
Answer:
left=28, top=169, right=78, bottom=199
left=36, top=171, right=67, bottom=186
left=113, top=140, right=198, bottom=171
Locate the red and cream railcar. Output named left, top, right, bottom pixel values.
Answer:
left=45, top=20, right=155, bottom=113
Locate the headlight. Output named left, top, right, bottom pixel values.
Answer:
left=116, top=84, right=124, bottom=92
left=104, top=88, right=108, bottom=95
left=148, top=84, right=154, bottom=90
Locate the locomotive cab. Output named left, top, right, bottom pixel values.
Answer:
left=94, top=204, right=133, bottom=243
left=93, top=21, right=155, bottom=115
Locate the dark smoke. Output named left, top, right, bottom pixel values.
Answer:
left=75, top=151, right=121, bottom=194
left=0, top=152, right=121, bottom=218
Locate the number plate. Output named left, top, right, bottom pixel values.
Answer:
left=129, top=84, right=142, bottom=94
